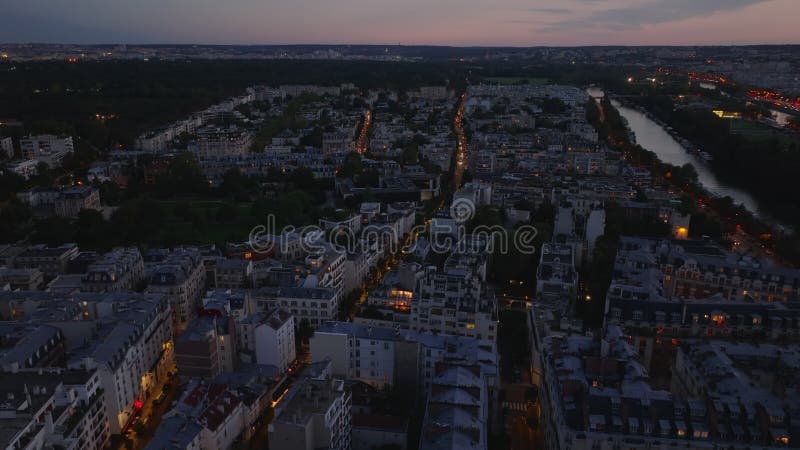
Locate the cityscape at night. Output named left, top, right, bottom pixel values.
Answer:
left=1, top=1, right=799, bottom=450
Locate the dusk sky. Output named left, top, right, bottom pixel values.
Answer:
left=2, top=0, right=799, bottom=46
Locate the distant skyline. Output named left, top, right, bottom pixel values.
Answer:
left=2, top=0, right=799, bottom=47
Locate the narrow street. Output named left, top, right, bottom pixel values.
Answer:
left=129, top=367, right=179, bottom=450
left=504, top=378, right=541, bottom=450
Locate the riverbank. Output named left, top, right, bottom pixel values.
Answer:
left=611, top=99, right=771, bottom=220
left=621, top=102, right=715, bottom=163
left=588, top=89, right=800, bottom=265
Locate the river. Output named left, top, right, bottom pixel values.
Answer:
left=586, top=87, right=769, bottom=220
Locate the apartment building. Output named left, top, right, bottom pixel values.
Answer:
left=254, top=286, right=337, bottom=327
left=14, top=243, right=79, bottom=278
left=135, top=116, right=203, bottom=152
left=201, top=289, right=252, bottom=323
left=535, top=243, right=579, bottom=302
left=671, top=340, right=798, bottom=447
left=322, top=131, right=355, bottom=155
left=311, top=322, right=500, bottom=397
left=0, top=323, right=67, bottom=372
left=410, top=265, right=498, bottom=342
left=605, top=236, right=800, bottom=368
left=17, top=186, right=61, bottom=208
left=311, top=323, right=397, bottom=388
left=0, top=136, right=13, bottom=158
left=196, top=126, right=254, bottom=160
left=418, top=359, right=494, bottom=450
left=142, top=415, right=203, bottom=450
left=66, top=293, right=173, bottom=434
left=213, top=258, right=253, bottom=289
left=236, top=308, right=295, bottom=372
left=532, top=309, right=798, bottom=450
left=146, top=248, right=207, bottom=332
left=175, top=314, right=236, bottom=379
left=270, top=360, right=352, bottom=450
left=20, top=134, right=74, bottom=168
left=0, top=267, right=44, bottom=290
left=341, top=238, right=385, bottom=296
left=54, top=185, right=101, bottom=218
left=6, top=158, right=38, bottom=178
left=147, top=362, right=278, bottom=450
left=81, top=248, right=145, bottom=293
left=0, top=369, right=110, bottom=450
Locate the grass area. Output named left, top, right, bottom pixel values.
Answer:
left=155, top=199, right=260, bottom=245
left=484, top=77, right=549, bottom=86
left=730, top=119, right=767, bottom=131
left=729, top=119, right=796, bottom=145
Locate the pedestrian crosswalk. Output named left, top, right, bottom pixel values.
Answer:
left=503, top=401, right=527, bottom=412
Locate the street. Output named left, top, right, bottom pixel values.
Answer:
left=452, top=94, right=468, bottom=189
left=355, top=109, right=372, bottom=153
left=127, top=367, right=180, bottom=450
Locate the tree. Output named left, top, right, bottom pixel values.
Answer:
left=0, top=173, right=27, bottom=201
left=215, top=203, right=240, bottom=223
left=468, top=206, right=504, bottom=230
left=300, top=126, right=324, bottom=147
left=74, top=209, right=113, bottom=250
left=32, top=216, right=75, bottom=247
left=98, top=180, right=124, bottom=206
left=338, top=152, right=363, bottom=178
left=110, top=198, right=165, bottom=245
left=30, top=162, right=55, bottom=186
left=174, top=201, right=194, bottom=221
left=0, top=200, right=32, bottom=243
left=219, top=169, right=256, bottom=202
left=541, top=97, right=566, bottom=114
left=402, top=145, right=419, bottom=165
left=155, top=153, right=208, bottom=197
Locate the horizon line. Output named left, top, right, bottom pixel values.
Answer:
left=3, top=42, right=800, bottom=49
